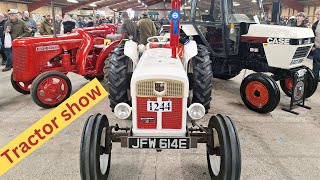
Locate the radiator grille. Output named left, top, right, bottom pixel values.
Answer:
left=136, top=80, right=184, bottom=97
left=13, top=47, right=27, bottom=72
left=293, top=46, right=311, bottom=59
left=137, top=97, right=157, bottom=129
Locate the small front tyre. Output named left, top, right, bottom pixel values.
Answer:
left=206, top=114, right=241, bottom=180
left=240, top=73, right=280, bottom=113
left=80, top=113, right=112, bottom=180
left=11, top=72, right=31, bottom=94
left=31, top=71, right=72, bottom=108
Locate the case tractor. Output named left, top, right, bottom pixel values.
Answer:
left=80, top=0, right=241, bottom=179
left=176, top=0, right=318, bottom=113
left=11, top=24, right=123, bottom=108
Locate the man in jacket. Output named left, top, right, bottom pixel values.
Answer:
left=3, top=9, right=30, bottom=72
left=0, top=13, right=7, bottom=65
left=22, top=11, right=37, bottom=36
left=121, top=12, right=139, bottom=43
left=39, top=14, right=53, bottom=35
left=312, top=9, right=320, bottom=81
left=138, top=11, right=157, bottom=45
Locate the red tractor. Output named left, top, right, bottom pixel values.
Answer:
left=11, top=24, right=123, bottom=108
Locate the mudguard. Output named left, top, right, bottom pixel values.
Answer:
left=183, top=40, right=198, bottom=69
left=124, top=40, right=139, bottom=70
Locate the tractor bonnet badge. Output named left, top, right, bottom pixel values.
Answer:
left=154, top=82, right=165, bottom=95
left=36, top=45, right=60, bottom=52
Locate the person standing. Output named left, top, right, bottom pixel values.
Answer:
left=3, top=9, right=30, bottom=72
left=137, top=11, right=157, bottom=45
left=54, top=14, right=62, bottom=34
left=22, top=11, right=37, bottom=36
left=61, top=14, right=76, bottom=34
left=0, top=13, right=7, bottom=65
left=121, top=12, right=139, bottom=43
left=293, top=12, right=307, bottom=27
left=312, top=9, right=320, bottom=81
left=39, top=14, right=53, bottom=35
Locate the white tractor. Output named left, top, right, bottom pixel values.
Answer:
left=80, top=0, right=241, bottom=179
left=177, top=0, right=318, bottom=113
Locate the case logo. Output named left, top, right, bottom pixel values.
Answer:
left=267, top=38, right=290, bottom=45
left=154, top=82, right=165, bottom=95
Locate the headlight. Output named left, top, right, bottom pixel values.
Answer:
left=114, top=103, right=131, bottom=119
left=188, top=103, right=205, bottom=120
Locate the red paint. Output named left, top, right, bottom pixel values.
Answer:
left=170, top=0, right=181, bottom=58
left=285, top=78, right=293, bottom=92
left=137, top=97, right=157, bottom=129
left=240, top=36, right=268, bottom=43
left=162, top=98, right=182, bottom=129
left=245, top=81, right=269, bottom=107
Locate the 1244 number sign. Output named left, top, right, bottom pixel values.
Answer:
left=147, top=101, right=172, bottom=112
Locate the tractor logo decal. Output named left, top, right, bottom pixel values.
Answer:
left=36, top=45, right=60, bottom=52
left=267, top=38, right=290, bottom=45
left=293, top=81, right=304, bottom=101
left=154, top=82, right=165, bottom=95
left=140, top=117, right=155, bottom=123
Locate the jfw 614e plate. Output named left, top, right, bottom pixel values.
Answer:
left=128, top=137, right=190, bottom=149
left=147, top=101, right=172, bottom=112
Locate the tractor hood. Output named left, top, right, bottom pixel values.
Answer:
left=131, top=48, right=188, bottom=87
left=243, top=24, right=314, bottom=39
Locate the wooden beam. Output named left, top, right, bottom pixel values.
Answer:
left=95, top=0, right=124, bottom=10
left=28, top=0, right=52, bottom=12
left=62, top=0, right=100, bottom=14
left=282, top=0, right=303, bottom=12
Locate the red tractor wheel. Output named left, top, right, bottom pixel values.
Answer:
left=240, top=73, right=280, bottom=113
left=31, top=71, right=72, bottom=109
left=280, top=67, right=318, bottom=99
left=11, top=72, right=31, bottom=94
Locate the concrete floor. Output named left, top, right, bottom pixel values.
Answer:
left=0, top=60, right=319, bottom=180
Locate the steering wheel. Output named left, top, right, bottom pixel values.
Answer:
left=147, top=36, right=170, bottom=43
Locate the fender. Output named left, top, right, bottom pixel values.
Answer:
left=124, top=40, right=139, bottom=70
left=182, top=40, right=198, bottom=70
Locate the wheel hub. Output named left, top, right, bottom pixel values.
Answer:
left=245, top=81, right=269, bottom=107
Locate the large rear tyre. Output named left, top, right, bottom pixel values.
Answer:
left=206, top=114, right=241, bottom=180
left=31, top=71, right=72, bottom=109
left=280, top=67, right=318, bottom=99
left=240, top=73, right=280, bottom=113
left=107, top=45, right=130, bottom=111
left=80, top=113, right=112, bottom=180
left=11, top=72, right=31, bottom=94
left=192, top=45, right=213, bottom=113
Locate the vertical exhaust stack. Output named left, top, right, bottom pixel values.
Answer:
left=51, top=0, right=57, bottom=38
left=170, top=0, right=181, bottom=58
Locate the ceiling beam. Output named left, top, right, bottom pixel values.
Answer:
left=62, top=0, right=101, bottom=14
left=282, top=0, right=303, bottom=12
left=28, top=0, right=52, bottom=12
left=95, top=0, right=124, bottom=10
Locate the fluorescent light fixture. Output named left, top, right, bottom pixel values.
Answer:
left=205, top=10, right=208, bottom=12
left=90, top=3, right=97, bottom=7
left=67, top=0, right=79, bottom=3
left=233, top=2, right=240, bottom=6
left=113, top=9, right=117, bottom=11
left=138, top=0, right=141, bottom=2
left=251, top=0, right=257, bottom=2
left=145, top=5, right=147, bottom=7
left=142, top=3, right=145, bottom=5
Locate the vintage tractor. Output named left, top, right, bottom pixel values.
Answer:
left=80, top=1, right=241, bottom=179
left=177, top=0, right=318, bottom=113
left=11, top=24, right=123, bottom=108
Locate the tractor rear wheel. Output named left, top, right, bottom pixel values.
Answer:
left=212, top=59, right=241, bottom=80
left=192, top=45, right=213, bottom=113
left=206, top=114, right=241, bottom=180
left=280, top=67, right=318, bottom=99
left=240, top=73, right=280, bottom=113
left=108, top=44, right=130, bottom=111
left=80, top=113, right=112, bottom=180
left=31, top=71, right=72, bottom=109
left=11, top=72, right=31, bottom=94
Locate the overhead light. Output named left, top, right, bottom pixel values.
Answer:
left=142, top=3, right=145, bottom=5
left=233, top=2, right=240, bottom=6
left=251, top=0, right=257, bottom=2
left=138, top=0, right=141, bottom=2
left=67, top=0, right=79, bottom=3
left=205, top=10, right=208, bottom=12
left=89, top=3, right=97, bottom=7
left=145, top=5, right=147, bottom=7
left=117, top=3, right=120, bottom=4
left=113, top=9, right=117, bottom=11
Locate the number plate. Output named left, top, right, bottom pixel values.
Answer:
left=147, top=101, right=172, bottom=112
left=128, top=137, right=190, bottom=149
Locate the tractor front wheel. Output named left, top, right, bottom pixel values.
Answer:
left=11, top=72, right=31, bottom=94
left=240, top=73, right=280, bottom=113
left=206, top=114, right=241, bottom=180
left=80, top=113, right=112, bottom=180
left=31, top=71, right=72, bottom=109
left=280, top=67, right=318, bottom=99
left=192, top=45, right=213, bottom=113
